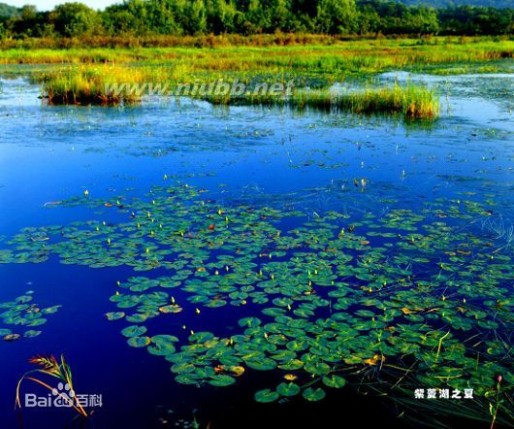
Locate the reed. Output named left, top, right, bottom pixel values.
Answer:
left=41, top=64, right=439, bottom=119
left=1, top=37, right=512, bottom=75
left=339, top=84, right=439, bottom=119
left=11, top=36, right=505, bottom=116
left=41, top=65, right=147, bottom=105
left=203, top=83, right=439, bottom=120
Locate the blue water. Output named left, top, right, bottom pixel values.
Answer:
left=0, top=73, right=513, bottom=429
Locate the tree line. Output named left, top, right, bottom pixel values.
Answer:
left=0, top=0, right=512, bottom=39
left=397, top=0, right=513, bottom=7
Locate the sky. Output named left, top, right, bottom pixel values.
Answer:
left=3, top=0, right=120, bottom=10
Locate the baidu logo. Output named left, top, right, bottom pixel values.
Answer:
left=25, top=382, right=102, bottom=408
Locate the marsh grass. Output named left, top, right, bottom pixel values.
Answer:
left=42, top=66, right=146, bottom=105
left=2, top=37, right=512, bottom=77
left=347, top=84, right=439, bottom=119
left=41, top=65, right=439, bottom=119
left=203, top=83, right=439, bottom=119
left=14, top=36, right=505, bottom=115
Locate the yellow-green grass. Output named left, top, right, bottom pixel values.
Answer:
left=40, top=66, right=148, bottom=105
left=301, top=84, right=439, bottom=119
left=204, top=84, right=439, bottom=119
left=2, top=37, right=512, bottom=79
left=0, top=33, right=338, bottom=51
left=40, top=63, right=438, bottom=119
left=4, top=36, right=510, bottom=117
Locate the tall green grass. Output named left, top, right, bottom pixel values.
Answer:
left=9, top=36, right=507, bottom=118
left=204, top=83, right=439, bottom=119
left=41, top=66, right=146, bottom=105
left=40, top=63, right=438, bottom=119
left=2, top=37, right=512, bottom=78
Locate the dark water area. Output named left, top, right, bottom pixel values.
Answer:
left=0, top=72, right=512, bottom=429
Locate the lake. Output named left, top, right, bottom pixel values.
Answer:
left=0, top=71, right=512, bottom=429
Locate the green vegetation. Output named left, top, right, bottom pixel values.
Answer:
left=0, top=1, right=511, bottom=119
left=0, top=0, right=512, bottom=41
left=2, top=36, right=511, bottom=66
left=397, top=0, right=514, bottom=7
left=0, top=291, right=61, bottom=342
left=314, top=84, right=438, bottom=118
left=3, top=37, right=505, bottom=118
left=40, top=65, right=144, bottom=105
left=0, top=3, right=17, bottom=20
left=205, top=84, right=439, bottom=119
left=0, top=36, right=509, bottom=117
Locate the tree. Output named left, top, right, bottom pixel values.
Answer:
left=51, top=2, right=101, bottom=37
left=417, top=7, right=439, bottom=35
left=0, top=2, right=18, bottom=21
left=271, top=0, right=292, bottom=31
left=288, top=0, right=317, bottom=31
left=316, top=0, right=358, bottom=34
left=187, top=0, right=207, bottom=34
left=206, top=0, right=238, bottom=33
left=0, top=0, right=512, bottom=39
left=11, top=5, right=37, bottom=36
left=6, top=5, right=52, bottom=37
left=243, top=0, right=271, bottom=33
left=357, top=3, right=382, bottom=35
left=102, top=0, right=153, bottom=35
left=146, top=0, right=180, bottom=34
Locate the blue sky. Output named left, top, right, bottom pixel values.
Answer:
left=3, top=0, right=120, bottom=10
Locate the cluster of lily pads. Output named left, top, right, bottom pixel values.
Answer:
left=0, top=182, right=512, bottom=423
left=0, top=291, right=61, bottom=342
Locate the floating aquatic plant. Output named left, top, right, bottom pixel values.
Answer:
left=0, top=182, right=512, bottom=427
left=0, top=292, right=61, bottom=341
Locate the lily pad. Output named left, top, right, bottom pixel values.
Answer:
left=276, top=382, right=301, bottom=397
left=3, top=333, right=21, bottom=342
left=254, top=389, right=280, bottom=403
left=121, top=325, right=148, bottom=338
left=208, top=374, right=236, bottom=387
left=23, top=330, right=42, bottom=338
left=302, top=387, right=326, bottom=402
left=322, top=374, right=346, bottom=389
left=147, top=335, right=179, bottom=356
left=105, top=312, right=125, bottom=321
left=127, top=336, right=151, bottom=348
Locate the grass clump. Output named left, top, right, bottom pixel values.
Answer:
left=204, top=83, right=439, bottom=120
left=338, top=84, right=439, bottom=119
left=41, top=63, right=439, bottom=119
left=41, top=66, right=145, bottom=105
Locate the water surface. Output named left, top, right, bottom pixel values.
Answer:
left=0, top=72, right=512, bottom=429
